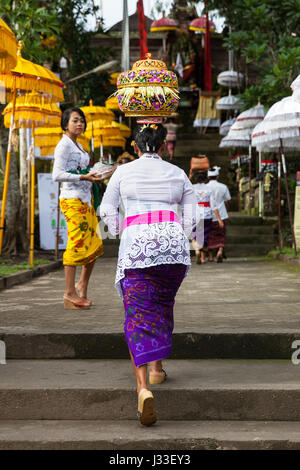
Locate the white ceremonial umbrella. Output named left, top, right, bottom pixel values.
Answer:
left=220, top=122, right=252, bottom=214
left=217, top=70, right=243, bottom=88
left=219, top=117, right=236, bottom=136
left=235, top=103, right=266, bottom=216
left=251, top=94, right=300, bottom=254
left=216, top=91, right=242, bottom=110
left=236, top=103, right=266, bottom=129
left=219, top=122, right=251, bottom=147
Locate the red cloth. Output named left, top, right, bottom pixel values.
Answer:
left=208, top=220, right=227, bottom=249
left=204, top=12, right=212, bottom=91
left=138, top=0, right=148, bottom=59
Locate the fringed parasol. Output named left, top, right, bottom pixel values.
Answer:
left=80, top=99, right=115, bottom=123
left=219, top=118, right=236, bottom=136
left=189, top=16, right=215, bottom=32
left=217, top=70, right=243, bottom=88
left=105, top=96, right=120, bottom=111
left=251, top=94, right=300, bottom=253
left=0, top=18, right=17, bottom=73
left=0, top=42, right=65, bottom=254
left=216, top=91, right=242, bottom=110
left=236, top=103, right=266, bottom=129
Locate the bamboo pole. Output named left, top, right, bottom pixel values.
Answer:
left=27, top=128, right=31, bottom=235
left=248, top=144, right=252, bottom=214
left=29, top=123, right=35, bottom=267
left=277, top=151, right=283, bottom=250
left=258, top=151, right=263, bottom=217
left=0, top=81, right=17, bottom=254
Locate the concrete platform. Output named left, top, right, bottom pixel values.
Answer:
left=1, top=419, right=300, bottom=450
left=1, top=359, right=300, bottom=421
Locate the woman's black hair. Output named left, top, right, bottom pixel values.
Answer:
left=133, top=123, right=167, bottom=153
left=195, top=172, right=207, bottom=183
left=61, top=107, right=87, bottom=132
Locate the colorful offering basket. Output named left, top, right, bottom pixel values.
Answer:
left=115, top=53, right=179, bottom=117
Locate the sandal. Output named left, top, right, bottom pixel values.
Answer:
left=149, top=369, right=167, bottom=385
left=75, top=284, right=92, bottom=306
left=63, top=295, right=91, bottom=310
left=216, top=253, right=223, bottom=263
left=137, top=389, right=157, bottom=426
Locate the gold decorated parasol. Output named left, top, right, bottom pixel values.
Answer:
left=0, top=42, right=64, bottom=102
left=0, top=18, right=17, bottom=73
left=2, top=92, right=62, bottom=265
left=0, top=42, right=65, bottom=254
left=80, top=99, right=114, bottom=123
left=2, top=91, right=61, bottom=128
left=84, top=119, right=121, bottom=159
left=105, top=96, right=120, bottom=111
left=118, top=122, right=131, bottom=138
left=115, top=53, right=179, bottom=117
left=100, top=136, right=126, bottom=149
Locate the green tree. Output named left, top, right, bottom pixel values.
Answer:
left=205, top=0, right=300, bottom=108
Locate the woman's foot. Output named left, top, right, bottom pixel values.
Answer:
left=195, top=252, right=201, bottom=264
left=216, top=248, right=223, bottom=263
left=137, top=388, right=157, bottom=426
left=149, top=361, right=167, bottom=384
left=63, top=294, right=91, bottom=309
left=75, top=282, right=92, bottom=306
left=149, top=369, right=167, bottom=385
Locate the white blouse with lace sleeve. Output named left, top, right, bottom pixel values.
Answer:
left=52, top=134, right=92, bottom=205
left=100, top=153, right=201, bottom=297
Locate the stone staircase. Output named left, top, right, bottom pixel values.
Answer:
left=1, top=359, right=300, bottom=449
left=1, top=256, right=300, bottom=449
left=226, top=213, right=276, bottom=257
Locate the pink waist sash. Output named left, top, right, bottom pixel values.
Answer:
left=123, top=210, right=180, bottom=230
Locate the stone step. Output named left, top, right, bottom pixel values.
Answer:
left=225, top=244, right=274, bottom=256
left=1, top=331, right=298, bottom=360
left=0, top=360, right=300, bottom=421
left=226, top=234, right=275, bottom=244
left=1, top=419, right=300, bottom=450
left=227, top=225, right=275, bottom=235
left=228, top=214, right=276, bottom=226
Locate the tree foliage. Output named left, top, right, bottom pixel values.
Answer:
left=0, top=0, right=111, bottom=105
left=205, top=0, right=300, bottom=108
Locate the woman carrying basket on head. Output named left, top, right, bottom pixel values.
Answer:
left=100, top=123, right=200, bottom=426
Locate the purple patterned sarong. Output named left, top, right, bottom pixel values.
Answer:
left=120, top=264, right=187, bottom=367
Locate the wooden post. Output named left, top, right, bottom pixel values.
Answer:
left=29, top=123, right=35, bottom=267
left=277, top=151, right=283, bottom=250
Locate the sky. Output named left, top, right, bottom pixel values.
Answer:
left=88, top=1, right=225, bottom=33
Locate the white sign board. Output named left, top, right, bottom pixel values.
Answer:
left=38, top=173, right=68, bottom=250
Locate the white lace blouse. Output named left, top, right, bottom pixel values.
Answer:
left=52, top=134, right=92, bottom=205
left=99, top=153, right=201, bottom=297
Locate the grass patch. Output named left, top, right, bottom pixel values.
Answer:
left=267, top=247, right=299, bottom=259
left=0, top=259, right=50, bottom=277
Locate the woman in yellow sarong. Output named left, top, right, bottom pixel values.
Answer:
left=52, top=108, right=103, bottom=309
